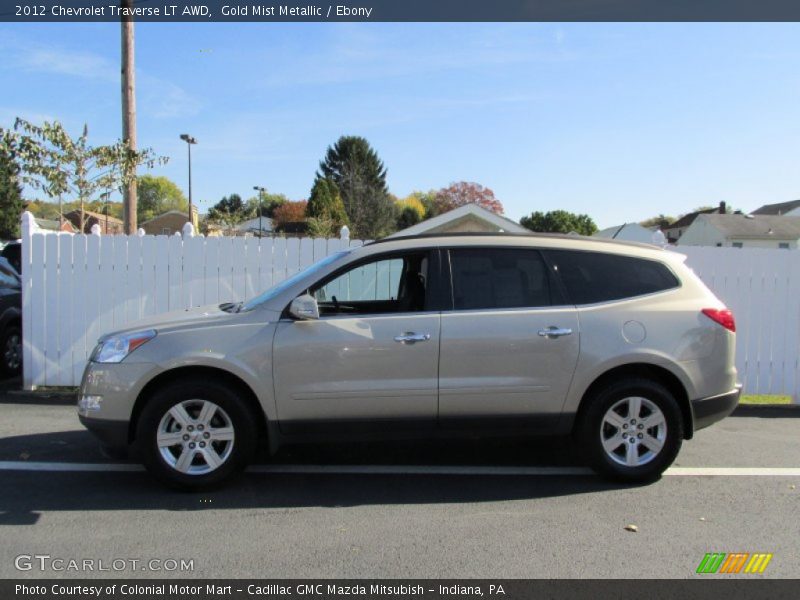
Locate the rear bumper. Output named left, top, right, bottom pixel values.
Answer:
left=691, top=385, right=742, bottom=432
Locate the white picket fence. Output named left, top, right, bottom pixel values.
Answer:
left=673, top=246, right=800, bottom=401
left=20, top=213, right=365, bottom=389
left=18, top=212, right=800, bottom=401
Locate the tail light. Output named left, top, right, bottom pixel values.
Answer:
left=702, top=308, right=735, bottom=332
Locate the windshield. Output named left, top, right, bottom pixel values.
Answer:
left=239, top=250, right=350, bottom=312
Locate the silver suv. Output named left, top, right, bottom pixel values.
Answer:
left=78, top=233, right=740, bottom=488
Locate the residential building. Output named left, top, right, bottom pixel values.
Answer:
left=64, top=209, right=124, bottom=234
left=593, top=223, right=658, bottom=244
left=751, top=199, right=800, bottom=216
left=387, top=203, right=529, bottom=238
left=34, top=218, right=75, bottom=233
left=662, top=201, right=727, bottom=244
left=140, top=210, right=192, bottom=236
left=677, top=214, right=800, bottom=249
left=234, top=216, right=273, bottom=237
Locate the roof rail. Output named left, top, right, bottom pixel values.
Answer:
left=366, top=231, right=662, bottom=250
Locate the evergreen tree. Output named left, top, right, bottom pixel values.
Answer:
left=307, top=176, right=348, bottom=228
left=0, top=148, right=24, bottom=239
left=317, top=136, right=394, bottom=238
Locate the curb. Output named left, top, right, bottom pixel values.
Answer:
left=732, top=404, right=800, bottom=416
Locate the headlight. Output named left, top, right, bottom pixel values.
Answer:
left=91, top=329, right=157, bottom=363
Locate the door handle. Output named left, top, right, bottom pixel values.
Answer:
left=538, top=326, right=573, bottom=338
left=394, top=332, right=431, bottom=344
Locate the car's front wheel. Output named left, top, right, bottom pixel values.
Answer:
left=578, top=378, right=683, bottom=483
left=138, top=381, right=258, bottom=490
left=0, top=325, right=22, bottom=377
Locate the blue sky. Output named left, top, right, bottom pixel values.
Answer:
left=1, top=22, right=799, bottom=228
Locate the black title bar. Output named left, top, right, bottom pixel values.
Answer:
left=4, top=579, right=799, bottom=599
left=3, top=0, right=800, bottom=22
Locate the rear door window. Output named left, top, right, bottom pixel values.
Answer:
left=544, top=250, right=679, bottom=304
left=448, top=248, right=558, bottom=310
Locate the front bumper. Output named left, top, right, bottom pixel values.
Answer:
left=79, top=415, right=129, bottom=449
left=77, top=360, right=158, bottom=449
left=691, top=385, right=742, bottom=432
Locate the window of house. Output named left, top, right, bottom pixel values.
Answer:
left=161, top=228, right=171, bottom=235
left=544, top=250, right=679, bottom=305
left=779, top=243, right=790, bottom=249
left=732, top=242, right=743, bottom=248
left=312, top=252, right=430, bottom=316
left=448, top=248, right=555, bottom=310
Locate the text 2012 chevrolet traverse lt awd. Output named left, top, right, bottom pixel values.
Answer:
left=78, top=233, right=740, bottom=489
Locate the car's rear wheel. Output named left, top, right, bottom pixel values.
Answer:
left=0, top=325, right=22, bottom=377
left=578, top=378, right=683, bottom=483
left=138, top=381, right=258, bottom=490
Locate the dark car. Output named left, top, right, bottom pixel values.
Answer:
left=1, top=241, right=21, bottom=275
left=0, top=257, right=21, bottom=376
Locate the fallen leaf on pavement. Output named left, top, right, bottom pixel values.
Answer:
left=624, top=524, right=638, bottom=532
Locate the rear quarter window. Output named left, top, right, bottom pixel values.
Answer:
left=544, top=250, right=679, bottom=305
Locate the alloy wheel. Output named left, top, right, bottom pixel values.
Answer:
left=157, top=399, right=235, bottom=475
left=4, top=332, right=21, bottom=371
left=600, top=396, right=667, bottom=467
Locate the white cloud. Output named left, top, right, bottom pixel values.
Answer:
left=1, top=34, right=201, bottom=119
left=19, top=47, right=118, bottom=81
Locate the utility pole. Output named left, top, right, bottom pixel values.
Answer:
left=121, top=0, right=137, bottom=234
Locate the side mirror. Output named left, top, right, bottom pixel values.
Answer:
left=289, top=293, right=319, bottom=320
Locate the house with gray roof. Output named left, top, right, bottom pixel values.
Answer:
left=662, top=201, right=727, bottom=244
left=751, top=199, right=800, bottom=216
left=593, top=223, right=658, bottom=244
left=678, top=214, right=800, bottom=249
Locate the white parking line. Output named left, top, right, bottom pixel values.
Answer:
left=1, top=461, right=799, bottom=476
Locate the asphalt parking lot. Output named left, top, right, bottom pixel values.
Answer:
left=1, top=377, right=798, bottom=579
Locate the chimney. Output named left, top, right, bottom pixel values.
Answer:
left=719, top=201, right=727, bottom=214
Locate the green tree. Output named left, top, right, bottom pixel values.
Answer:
left=137, top=175, right=188, bottom=223
left=25, top=199, right=62, bottom=221
left=0, top=119, right=166, bottom=232
left=246, top=192, right=288, bottom=219
left=395, top=205, right=422, bottom=230
left=640, top=214, right=675, bottom=229
left=207, top=193, right=248, bottom=226
left=520, top=210, right=598, bottom=236
left=317, top=136, right=394, bottom=238
left=307, top=177, right=348, bottom=228
left=0, top=148, right=24, bottom=239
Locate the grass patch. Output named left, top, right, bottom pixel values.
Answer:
left=740, top=394, right=793, bottom=405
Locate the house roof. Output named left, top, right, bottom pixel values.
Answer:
left=34, top=218, right=74, bottom=232
left=695, top=214, right=800, bottom=239
left=64, top=208, right=123, bottom=224
left=594, top=223, right=651, bottom=239
left=387, top=203, right=528, bottom=238
left=665, top=207, right=720, bottom=230
left=140, top=210, right=190, bottom=226
left=751, top=199, right=800, bottom=216
left=235, top=216, right=274, bottom=230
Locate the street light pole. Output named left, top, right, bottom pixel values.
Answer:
left=253, top=186, right=266, bottom=238
left=180, top=134, right=197, bottom=228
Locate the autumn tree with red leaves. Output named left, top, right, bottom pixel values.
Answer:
left=272, top=200, right=308, bottom=230
left=433, top=181, right=504, bottom=215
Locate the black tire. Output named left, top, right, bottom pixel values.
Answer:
left=577, top=378, right=683, bottom=483
left=137, top=380, right=259, bottom=490
left=0, top=325, right=22, bottom=377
